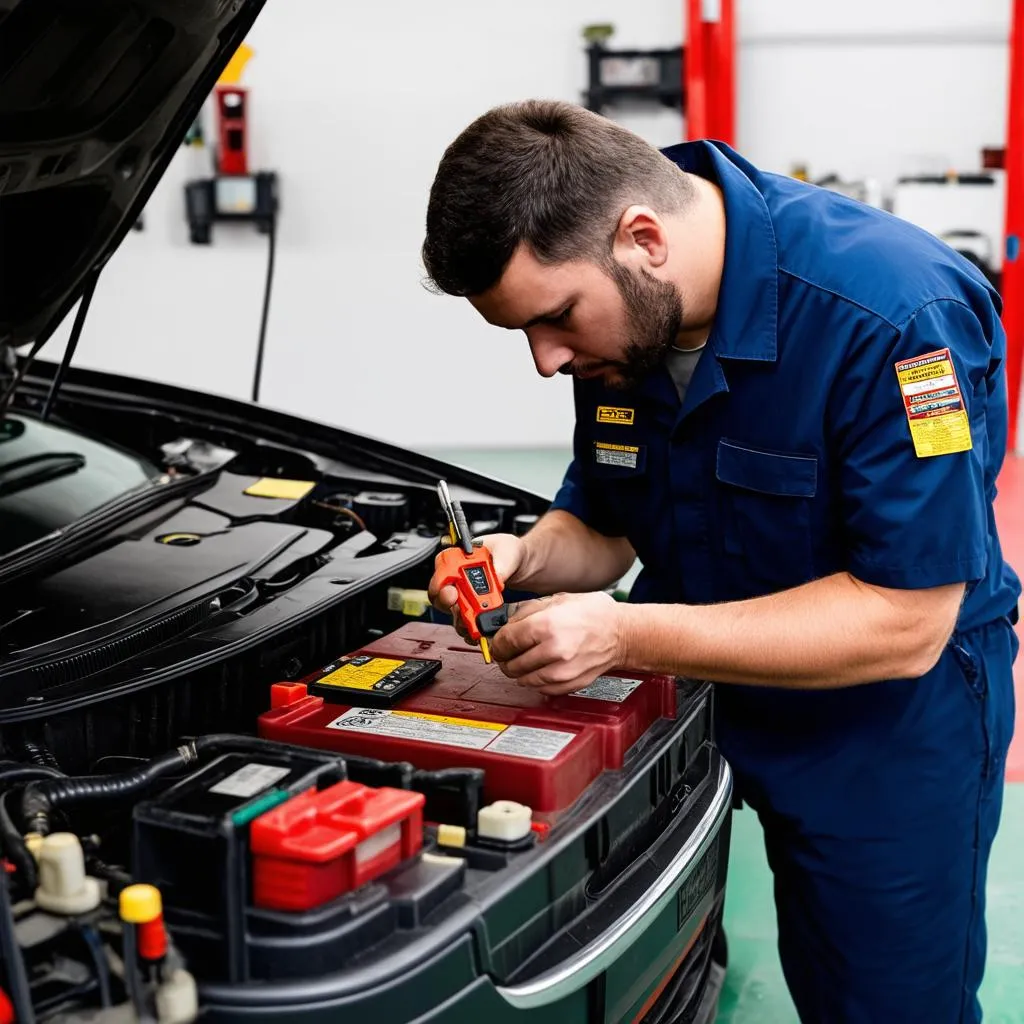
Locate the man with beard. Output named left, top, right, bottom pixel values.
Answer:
left=422, top=100, right=1018, bottom=1024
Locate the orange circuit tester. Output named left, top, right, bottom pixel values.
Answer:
left=435, top=479, right=508, bottom=663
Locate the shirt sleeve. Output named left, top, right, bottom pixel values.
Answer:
left=836, top=298, right=994, bottom=590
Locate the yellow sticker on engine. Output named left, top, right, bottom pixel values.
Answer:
left=244, top=478, right=316, bottom=500
left=318, top=658, right=405, bottom=691
left=596, top=405, right=635, bottom=425
left=894, top=348, right=973, bottom=458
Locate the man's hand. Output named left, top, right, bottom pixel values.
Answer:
left=427, top=533, right=526, bottom=643
left=489, top=591, right=623, bottom=695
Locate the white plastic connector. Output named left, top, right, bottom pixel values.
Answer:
left=477, top=801, right=532, bottom=843
left=33, top=833, right=101, bottom=915
left=156, top=967, right=199, bottom=1023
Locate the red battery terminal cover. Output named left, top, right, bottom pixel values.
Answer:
left=250, top=780, right=425, bottom=912
left=0, top=987, right=14, bottom=1024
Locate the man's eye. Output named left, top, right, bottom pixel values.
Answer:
left=552, top=307, right=572, bottom=325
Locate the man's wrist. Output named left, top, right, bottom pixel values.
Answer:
left=615, top=602, right=695, bottom=677
left=615, top=602, right=646, bottom=672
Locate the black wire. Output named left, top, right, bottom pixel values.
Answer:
left=76, top=923, right=112, bottom=1008
left=0, top=764, right=64, bottom=784
left=251, top=208, right=277, bottom=404
left=0, top=788, right=38, bottom=893
left=42, top=268, right=100, bottom=421
left=122, top=923, right=156, bottom=1023
left=0, top=865, right=35, bottom=1023
left=0, top=766, right=64, bottom=893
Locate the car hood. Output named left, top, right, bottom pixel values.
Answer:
left=0, top=0, right=267, bottom=349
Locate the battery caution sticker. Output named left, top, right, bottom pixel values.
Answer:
left=309, top=655, right=442, bottom=707
left=570, top=675, right=644, bottom=703
left=318, top=657, right=406, bottom=691
left=208, top=763, right=291, bottom=799
left=327, top=708, right=576, bottom=761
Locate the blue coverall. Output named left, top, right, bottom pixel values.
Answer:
left=550, top=140, right=1020, bottom=1023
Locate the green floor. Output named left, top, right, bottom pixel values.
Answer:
left=425, top=446, right=1024, bottom=1023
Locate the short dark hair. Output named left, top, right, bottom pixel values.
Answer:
left=422, top=99, right=693, bottom=297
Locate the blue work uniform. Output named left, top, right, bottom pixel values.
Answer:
left=550, top=141, right=1020, bottom=1023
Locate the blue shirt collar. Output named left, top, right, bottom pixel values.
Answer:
left=660, top=140, right=779, bottom=363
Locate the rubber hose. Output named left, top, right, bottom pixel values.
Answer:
left=20, top=734, right=340, bottom=836
left=0, top=766, right=65, bottom=893
left=21, top=746, right=196, bottom=836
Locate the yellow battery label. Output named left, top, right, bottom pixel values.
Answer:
left=391, top=710, right=505, bottom=731
left=318, top=658, right=405, bottom=691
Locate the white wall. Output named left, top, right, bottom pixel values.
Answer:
left=739, top=0, right=1011, bottom=190
left=46, top=1, right=1013, bottom=450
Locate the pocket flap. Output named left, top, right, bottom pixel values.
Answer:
left=716, top=440, right=818, bottom=497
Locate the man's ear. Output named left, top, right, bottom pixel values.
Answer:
left=613, top=205, right=669, bottom=269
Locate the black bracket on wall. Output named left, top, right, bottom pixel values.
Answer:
left=582, top=24, right=684, bottom=114
left=184, top=171, right=278, bottom=245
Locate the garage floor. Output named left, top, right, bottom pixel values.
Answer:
left=425, top=446, right=1024, bottom=1024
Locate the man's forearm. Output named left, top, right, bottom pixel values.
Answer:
left=515, top=510, right=635, bottom=595
left=617, top=572, right=964, bottom=689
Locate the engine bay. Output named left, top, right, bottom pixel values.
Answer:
left=0, top=380, right=730, bottom=1023
left=0, top=623, right=723, bottom=1024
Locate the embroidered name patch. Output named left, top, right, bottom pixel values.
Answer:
left=593, top=441, right=642, bottom=469
left=596, top=406, right=635, bottom=426
left=894, top=348, right=972, bottom=458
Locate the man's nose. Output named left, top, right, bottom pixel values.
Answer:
left=527, top=332, right=574, bottom=378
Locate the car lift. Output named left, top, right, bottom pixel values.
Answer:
left=1004, top=0, right=1024, bottom=450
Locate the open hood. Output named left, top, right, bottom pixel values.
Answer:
left=0, top=0, right=267, bottom=349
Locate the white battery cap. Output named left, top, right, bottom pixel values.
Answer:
left=477, top=801, right=532, bottom=842
left=34, top=832, right=102, bottom=915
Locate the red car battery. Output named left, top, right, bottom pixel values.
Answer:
left=257, top=622, right=680, bottom=814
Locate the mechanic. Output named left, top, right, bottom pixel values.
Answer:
left=421, top=100, right=1020, bottom=1023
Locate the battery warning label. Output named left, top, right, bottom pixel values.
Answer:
left=326, top=708, right=576, bottom=761
left=570, top=675, right=644, bottom=703
left=894, top=347, right=973, bottom=458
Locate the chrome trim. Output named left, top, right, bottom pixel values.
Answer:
left=494, top=758, right=733, bottom=1009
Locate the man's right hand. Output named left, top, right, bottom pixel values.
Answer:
left=427, top=533, right=526, bottom=644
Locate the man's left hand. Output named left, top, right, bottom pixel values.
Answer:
left=490, top=592, right=624, bottom=695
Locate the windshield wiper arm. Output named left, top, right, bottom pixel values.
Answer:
left=0, top=452, right=87, bottom=497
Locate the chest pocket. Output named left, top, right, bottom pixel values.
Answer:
left=715, top=439, right=818, bottom=594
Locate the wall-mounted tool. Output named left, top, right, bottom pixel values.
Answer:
left=184, top=43, right=279, bottom=247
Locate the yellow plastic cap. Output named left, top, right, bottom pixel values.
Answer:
left=120, top=883, right=163, bottom=923
left=436, top=824, right=467, bottom=848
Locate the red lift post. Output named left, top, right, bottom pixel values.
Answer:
left=684, top=0, right=736, bottom=145
left=1004, top=0, right=1024, bottom=451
